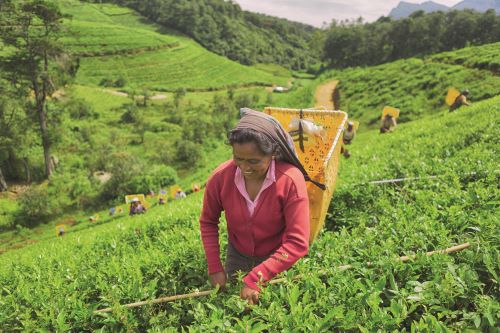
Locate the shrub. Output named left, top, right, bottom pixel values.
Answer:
left=15, top=184, right=55, bottom=227
left=99, top=77, right=114, bottom=87
left=66, top=98, right=99, bottom=119
left=125, top=165, right=178, bottom=194
left=120, top=103, right=140, bottom=123
left=101, top=152, right=142, bottom=200
left=114, top=76, right=127, bottom=88
left=174, top=139, right=204, bottom=169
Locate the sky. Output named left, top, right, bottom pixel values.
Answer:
left=232, top=0, right=462, bottom=27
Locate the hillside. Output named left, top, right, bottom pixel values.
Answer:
left=0, top=0, right=296, bottom=230
left=323, top=9, right=500, bottom=69
left=315, top=43, right=500, bottom=128
left=59, top=0, right=289, bottom=91
left=428, top=41, right=500, bottom=73
left=0, top=95, right=498, bottom=330
left=93, top=0, right=319, bottom=71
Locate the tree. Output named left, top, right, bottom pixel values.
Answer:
left=0, top=79, right=37, bottom=186
left=0, top=168, right=7, bottom=192
left=0, top=0, right=76, bottom=178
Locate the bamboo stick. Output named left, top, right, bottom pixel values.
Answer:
left=93, top=242, right=470, bottom=314
left=94, top=290, right=213, bottom=314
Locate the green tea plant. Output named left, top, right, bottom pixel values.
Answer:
left=58, top=0, right=290, bottom=91
left=0, top=96, right=497, bottom=331
left=428, top=42, right=500, bottom=73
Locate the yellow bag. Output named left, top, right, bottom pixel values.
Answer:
left=445, top=88, right=460, bottom=106
left=381, top=106, right=400, bottom=120
left=264, top=107, right=347, bottom=242
left=124, top=194, right=151, bottom=209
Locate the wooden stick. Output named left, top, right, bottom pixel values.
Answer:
left=94, top=290, right=213, bottom=314
left=93, top=242, right=470, bottom=314
left=368, top=175, right=439, bottom=185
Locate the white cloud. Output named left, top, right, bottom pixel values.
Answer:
left=233, top=0, right=461, bottom=27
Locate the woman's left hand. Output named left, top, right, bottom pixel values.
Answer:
left=240, top=286, right=259, bottom=305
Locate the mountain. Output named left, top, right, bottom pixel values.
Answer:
left=389, top=0, right=499, bottom=19
left=389, top=1, right=449, bottom=19
left=452, top=0, right=500, bottom=11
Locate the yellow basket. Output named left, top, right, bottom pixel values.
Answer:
left=55, top=224, right=66, bottom=237
left=264, top=107, right=348, bottom=242
left=445, top=88, right=460, bottom=106
left=169, top=185, right=183, bottom=199
left=124, top=194, right=151, bottom=209
left=381, top=106, right=400, bottom=120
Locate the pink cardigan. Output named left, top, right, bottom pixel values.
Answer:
left=199, top=160, right=310, bottom=291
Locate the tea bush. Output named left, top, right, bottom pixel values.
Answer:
left=0, top=96, right=497, bottom=331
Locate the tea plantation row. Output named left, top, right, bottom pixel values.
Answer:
left=0, top=96, right=498, bottom=331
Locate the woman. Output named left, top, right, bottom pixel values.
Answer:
left=449, top=89, right=471, bottom=112
left=200, top=108, right=313, bottom=304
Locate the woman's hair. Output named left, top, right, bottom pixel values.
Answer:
left=228, top=128, right=282, bottom=159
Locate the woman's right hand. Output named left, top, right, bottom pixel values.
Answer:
left=209, top=271, right=227, bottom=290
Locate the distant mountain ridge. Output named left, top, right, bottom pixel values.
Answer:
left=453, top=0, right=500, bottom=11
left=389, top=1, right=449, bottom=19
left=389, top=0, right=500, bottom=19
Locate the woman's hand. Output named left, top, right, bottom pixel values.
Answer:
left=240, top=286, right=259, bottom=305
left=209, top=271, right=227, bottom=290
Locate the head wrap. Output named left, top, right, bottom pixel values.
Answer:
left=232, top=108, right=326, bottom=190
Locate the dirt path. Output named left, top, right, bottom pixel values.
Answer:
left=314, top=80, right=338, bottom=109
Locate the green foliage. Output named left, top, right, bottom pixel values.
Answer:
left=125, top=165, right=178, bottom=194
left=120, top=103, right=140, bottom=123
left=429, top=42, right=500, bottom=73
left=92, top=0, right=318, bottom=70
left=0, top=198, right=18, bottom=230
left=318, top=53, right=500, bottom=128
left=0, top=0, right=78, bottom=178
left=174, top=140, right=205, bottom=169
left=16, top=184, right=56, bottom=227
left=323, top=10, right=500, bottom=68
left=64, top=98, right=99, bottom=120
left=0, top=96, right=497, bottom=331
left=101, top=152, right=141, bottom=200
left=47, top=168, right=97, bottom=210
left=57, top=0, right=290, bottom=91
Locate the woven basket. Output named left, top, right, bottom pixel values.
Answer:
left=264, top=107, right=348, bottom=242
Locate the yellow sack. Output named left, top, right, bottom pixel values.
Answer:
left=446, top=88, right=461, bottom=106
left=264, top=107, right=347, bottom=242
left=381, top=106, right=400, bottom=120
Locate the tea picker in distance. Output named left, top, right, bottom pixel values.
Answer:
left=129, top=197, right=146, bottom=215
left=175, top=189, right=186, bottom=199
left=380, top=114, right=397, bottom=133
left=449, top=89, right=471, bottom=112
left=341, top=121, right=356, bottom=158
left=200, top=108, right=316, bottom=305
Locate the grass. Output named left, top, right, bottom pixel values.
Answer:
left=0, top=96, right=498, bottom=331
left=0, top=197, right=18, bottom=231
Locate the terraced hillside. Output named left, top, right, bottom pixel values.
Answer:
left=429, top=42, right=500, bottom=73
left=313, top=43, right=500, bottom=128
left=1, top=96, right=498, bottom=331
left=59, top=0, right=289, bottom=91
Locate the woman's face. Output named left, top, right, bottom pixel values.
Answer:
left=232, top=142, right=273, bottom=181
